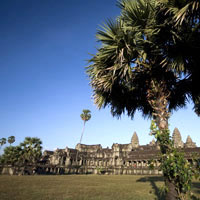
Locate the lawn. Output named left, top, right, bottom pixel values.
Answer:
left=0, top=175, right=199, bottom=200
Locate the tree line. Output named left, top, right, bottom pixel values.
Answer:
left=0, top=136, right=15, bottom=147
left=0, top=136, right=42, bottom=169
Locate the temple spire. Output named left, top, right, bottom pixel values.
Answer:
left=149, top=139, right=156, bottom=146
left=131, top=132, right=139, bottom=148
left=185, top=135, right=196, bottom=148
left=172, top=128, right=184, bottom=148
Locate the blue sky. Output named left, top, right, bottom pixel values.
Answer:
left=0, top=0, right=200, bottom=152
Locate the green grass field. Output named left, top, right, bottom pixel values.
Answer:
left=0, top=175, right=199, bottom=200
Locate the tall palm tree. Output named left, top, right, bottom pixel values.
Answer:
left=87, top=0, right=200, bottom=199
left=8, top=136, right=15, bottom=146
left=79, top=109, right=91, bottom=144
left=75, top=110, right=91, bottom=166
left=88, top=0, right=188, bottom=129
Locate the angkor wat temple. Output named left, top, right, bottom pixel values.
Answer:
left=34, top=128, right=200, bottom=175
left=1, top=128, right=200, bottom=175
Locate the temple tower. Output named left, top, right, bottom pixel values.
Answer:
left=185, top=135, right=196, bottom=148
left=131, top=132, right=139, bottom=148
left=149, top=139, right=156, bottom=146
left=172, top=128, right=184, bottom=148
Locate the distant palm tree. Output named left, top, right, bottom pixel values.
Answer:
left=20, top=137, right=42, bottom=165
left=1, top=137, right=42, bottom=175
left=8, top=136, right=15, bottom=146
left=0, top=138, right=6, bottom=149
left=79, top=109, right=91, bottom=144
left=75, top=110, right=91, bottom=166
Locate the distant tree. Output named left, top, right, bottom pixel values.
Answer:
left=1, top=137, right=42, bottom=167
left=0, top=146, right=22, bottom=166
left=0, top=138, right=6, bottom=149
left=8, top=136, right=15, bottom=146
left=75, top=110, right=91, bottom=165
left=20, top=137, right=42, bottom=165
left=79, top=109, right=91, bottom=144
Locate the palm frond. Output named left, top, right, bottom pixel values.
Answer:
left=160, top=0, right=200, bottom=25
left=87, top=0, right=200, bottom=120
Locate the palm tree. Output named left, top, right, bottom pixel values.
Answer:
left=20, top=137, right=42, bottom=165
left=75, top=110, right=91, bottom=166
left=79, top=109, right=91, bottom=144
left=8, top=136, right=15, bottom=146
left=87, top=0, right=200, bottom=199
left=0, top=138, right=6, bottom=149
left=1, top=145, right=22, bottom=166
left=1, top=137, right=42, bottom=173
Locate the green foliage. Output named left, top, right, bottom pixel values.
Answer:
left=0, top=137, right=42, bottom=166
left=96, top=167, right=106, bottom=175
left=150, top=120, right=172, bottom=154
left=150, top=120, right=200, bottom=199
left=0, top=138, right=7, bottom=148
left=87, top=0, right=200, bottom=119
left=80, top=109, right=91, bottom=122
left=162, top=151, right=193, bottom=196
left=87, top=0, right=200, bottom=199
left=20, top=137, right=42, bottom=165
left=76, top=109, right=92, bottom=161
left=7, top=136, right=15, bottom=146
left=0, top=146, right=22, bottom=165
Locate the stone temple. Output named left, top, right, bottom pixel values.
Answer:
left=35, top=128, right=200, bottom=175
left=1, top=128, right=200, bottom=175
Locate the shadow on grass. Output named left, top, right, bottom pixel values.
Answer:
left=191, top=182, right=200, bottom=200
left=137, top=177, right=200, bottom=200
left=193, top=182, right=200, bottom=194
left=191, top=195, right=200, bottom=200
left=136, top=176, right=165, bottom=200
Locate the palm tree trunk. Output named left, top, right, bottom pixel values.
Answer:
left=79, top=121, right=86, bottom=144
left=165, top=179, right=178, bottom=200
left=148, top=80, right=178, bottom=200
left=155, top=105, right=178, bottom=200
left=76, top=121, right=86, bottom=166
